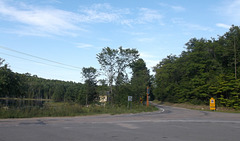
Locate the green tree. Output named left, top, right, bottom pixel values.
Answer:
left=0, top=58, right=85, bottom=102
left=96, top=47, right=118, bottom=98
left=64, top=84, right=78, bottom=102
left=130, top=58, right=150, bottom=102
left=153, top=25, right=240, bottom=108
left=153, top=55, right=179, bottom=102
left=81, top=67, right=98, bottom=105
left=97, top=79, right=109, bottom=98
left=96, top=47, right=139, bottom=103
left=52, top=84, right=65, bottom=102
left=0, top=58, right=25, bottom=98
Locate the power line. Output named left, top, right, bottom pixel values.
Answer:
left=0, top=46, right=82, bottom=70
left=0, top=52, right=81, bottom=71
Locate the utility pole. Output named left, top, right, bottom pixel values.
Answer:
left=146, top=86, right=149, bottom=107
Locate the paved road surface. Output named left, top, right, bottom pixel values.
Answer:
left=1, top=104, right=240, bottom=141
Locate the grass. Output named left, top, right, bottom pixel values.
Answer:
left=0, top=97, right=51, bottom=101
left=0, top=102, right=158, bottom=119
left=152, top=100, right=240, bottom=113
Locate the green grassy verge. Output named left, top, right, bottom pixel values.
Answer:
left=152, top=100, right=240, bottom=113
left=0, top=97, right=51, bottom=101
left=0, top=102, right=158, bottom=118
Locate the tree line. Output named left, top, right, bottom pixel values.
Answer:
left=2, top=26, right=239, bottom=108
left=0, top=46, right=151, bottom=105
left=0, top=62, right=85, bottom=103
left=154, top=25, right=240, bottom=109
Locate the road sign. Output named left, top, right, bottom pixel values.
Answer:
left=210, top=97, right=216, bottom=111
left=140, top=97, right=143, bottom=104
left=147, top=86, right=150, bottom=95
left=128, top=96, right=132, bottom=102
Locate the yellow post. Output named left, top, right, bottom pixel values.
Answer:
left=140, top=97, right=143, bottom=104
left=210, top=97, right=216, bottom=111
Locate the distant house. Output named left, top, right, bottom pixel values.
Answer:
left=99, top=95, right=107, bottom=103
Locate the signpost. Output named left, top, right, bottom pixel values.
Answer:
left=140, top=97, right=143, bottom=104
left=210, top=97, right=216, bottom=111
left=128, top=96, right=132, bottom=102
left=128, top=96, right=132, bottom=109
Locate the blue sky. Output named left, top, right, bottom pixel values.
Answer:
left=0, top=0, right=239, bottom=82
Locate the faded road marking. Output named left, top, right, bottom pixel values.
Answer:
left=116, top=123, right=139, bottom=129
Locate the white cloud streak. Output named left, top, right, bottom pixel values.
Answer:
left=0, top=1, right=165, bottom=36
left=78, top=3, right=124, bottom=23
left=170, top=5, right=185, bottom=12
left=140, top=52, right=157, bottom=59
left=224, top=0, right=240, bottom=22
left=159, top=2, right=185, bottom=12
left=140, top=52, right=159, bottom=70
left=217, top=0, right=240, bottom=24
left=216, top=23, right=231, bottom=29
left=137, top=8, right=163, bottom=24
left=0, top=0, right=83, bottom=36
left=172, top=18, right=213, bottom=31
left=76, top=43, right=93, bottom=49
left=136, top=37, right=155, bottom=42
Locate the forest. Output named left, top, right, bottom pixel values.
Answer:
left=0, top=47, right=151, bottom=106
left=154, top=25, right=240, bottom=109
left=1, top=25, right=240, bottom=109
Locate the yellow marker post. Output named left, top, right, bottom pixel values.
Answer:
left=140, top=97, right=143, bottom=104
left=210, top=97, right=216, bottom=111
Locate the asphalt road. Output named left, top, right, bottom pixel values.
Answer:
left=1, top=104, right=240, bottom=141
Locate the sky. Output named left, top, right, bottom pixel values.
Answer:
left=0, top=0, right=239, bottom=82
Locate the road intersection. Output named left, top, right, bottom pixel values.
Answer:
left=1, top=104, right=240, bottom=141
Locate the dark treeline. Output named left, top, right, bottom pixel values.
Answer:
left=154, top=25, right=240, bottom=109
left=0, top=47, right=151, bottom=105
left=0, top=61, right=85, bottom=103
left=3, top=26, right=239, bottom=109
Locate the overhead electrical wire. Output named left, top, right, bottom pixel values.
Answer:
left=0, top=46, right=82, bottom=70
left=0, top=52, right=81, bottom=71
left=0, top=46, right=82, bottom=71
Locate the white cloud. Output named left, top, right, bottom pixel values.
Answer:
left=170, top=5, right=185, bottom=12
left=0, top=1, right=165, bottom=36
left=225, top=0, right=240, bottom=20
left=136, top=37, right=155, bottom=42
left=140, top=52, right=157, bottom=59
left=217, top=0, right=240, bottom=24
left=137, top=8, right=163, bottom=24
left=159, top=2, right=185, bottom=12
left=76, top=43, right=93, bottom=49
left=0, top=0, right=84, bottom=36
left=187, top=23, right=213, bottom=31
left=216, top=23, right=231, bottom=29
left=172, top=18, right=213, bottom=31
left=79, top=3, right=124, bottom=23
left=0, top=1, right=125, bottom=36
left=145, top=59, right=159, bottom=69
left=139, top=52, right=159, bottom=71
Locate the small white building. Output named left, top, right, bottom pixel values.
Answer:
left=99, top=95, right=107, bottom=103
